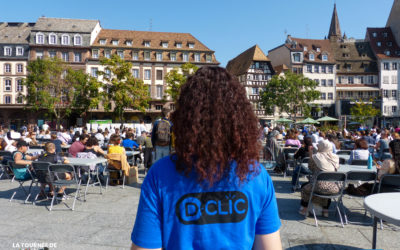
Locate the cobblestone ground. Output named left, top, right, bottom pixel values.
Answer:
left=0, top=168, right=398, bottom=250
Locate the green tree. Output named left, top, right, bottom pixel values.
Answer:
left=350, top=98, right=380, bottom=125
left=260, top=71, right=320, bottom=118
left=165, top=62, right=198, bottom=102
left=24, top=58, right=75, bottom=129
left=99, top=55, right=150, bottom=123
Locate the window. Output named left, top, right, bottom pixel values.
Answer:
left=303, top=46, right=307, bottom=51
left=48, top=51, right=56, bottom=58
left=392, top=75, right=397, bottom=84
left=144, top=51, right=151, bottom=60
left=314, top=79, right=319, bottom=85
left=16, top=79, right=23, bottom=92
left=328, top=93, right=333, bottom=100
left=4, top=95, right=11, bottom=104
left=49, top=33, right=57, bottom=44
left=105, top=50, right=111, bottom=59
left=156, top=70, right=163, bottom=80
left=156, top=86, right=163, bottom=98
left=132, top=51, right=138, bottom=60
left=314, top=65, right=319, bottom=73
left=328, top=65, right=334, bottom=73
left=206, top=54, right=212, bottom=63
left=132, top=69, right=139, bottom=78
left=194, top=53, right=200, bottom=62
left=36, top=51, right=43, bottom=59
left=4, top=79, right=11, bottom=91
left=112, top=40, right=119, bottom=46
left=321, top=66, right=326, bottom=73
left=188, top=43, right=194, bottom=48
left=358, top=76, right=364, bottom=84
left=91, top=67, right=98, bottom=78
left=392, top=90, right=397, bottom=98
left=393, top=63, right=398, bottom=70
left=369, top=76, right=374, bottom=84
left=16, top=95, right=23, bottom=104
left=321, top=79, right=326, bottom=86
left=170, top=52, right=176, bottom=61
left=176, top=42, right=182, bottom=48
left=383, top=32, right=388, bottom=38
left=347, top=92, right=353, bottom=98
left=16, top=47, right=24, bottom=56
left=372, top=32, right=377, bottom=37
left=321, top=93, right=326, bottom=100
left=307, top=65, right=312, bottom=73
left=377, top=42, right=382, bottom=47
left=155, top=105, right=163, bottom=110
left=387, top=42, right=393, bottom=47
left=383, top=90, right=389, bottom=98
left=74, top=35, right=82, bottom=45
left=183, top=53, right=189, bottom=62
left=338, top=76, right=342, bottom=84
left=117, top=50, right=124, bottom=59
left=16, top=64, right=23, bottom=73
left=383, top=76, right=389, bottom=84
left=92, top=49, right=99, bottom=59
left=4, top=64, right=11, bottom=73
left=322, top=54, right=328, bottom=61
left=61, top=35, right=70, bottom=45
left=99, top=39, right=106, bottom=45
left=104, top=69, right=111, bottom=78
left=348, top=76, right=354, bottom=84
left=292, top=53, right=301, bottom=62
left=62, top=52, right=69, bottom=62
left=156, top=52, right=162, bottom=61
left=36, top=33, right=44, bottom=44
left=392, top=106, right=397, bottom=113
left=144, top=41, right=150, bottom=47
left=385, top=50, right=391, bottom=56
left=309, top=53, right=315, bottom=61
left=126, top=40, right=132, bottom=46
left=328, top=79, right=333, bottom=86
left=74, top=52, right=81, bottom=62
left=252, top=87, right=259, bottom=95
left=316, top=48, right=321, bottom=52
left=144, top=69, right=151, bottom=80
left=162, top=42, right=168, bottom=48
left=4, top=47, right=11, bottom=56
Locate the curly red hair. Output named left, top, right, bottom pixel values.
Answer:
left=171, top=67, right=261, bottom=186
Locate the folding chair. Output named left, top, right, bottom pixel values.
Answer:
left=307, top=171, right=347, bottom=227
left=0, top=151, right=14, bottom=180
left=48, top=164, right=81, bottom=211
left=283, top=147, right=298, bottom=178
left=124, top=147, right=135, bottom=166
left=377, top=174, right=400, bottom=229
left=336, top=150, right=351, bottom=155
left=262, top=146, right=277, bottom=170
left=8, top=161, right=35, bottom=203
left=294, top=157, right=311, bottom=189
left=76, top=153, right=103, bottom=201
left=106, top=154, right=127, bottom=189
left=29, top=145, right=43, bottom=149
left=31, top=161, right=51, bottom=204
left=350, top=160, right=368, bottom=166
left=342, top=171, right=377, bottom=224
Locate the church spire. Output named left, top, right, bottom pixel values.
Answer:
left=328, top=3, right=342, bottom=39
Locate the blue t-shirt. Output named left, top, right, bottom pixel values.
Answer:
left=131, top=156, right=281, bottom=249
left=122, top=139, right=139, bottom=149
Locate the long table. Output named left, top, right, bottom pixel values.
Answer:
left=66, top=157, right=108, bottom=167
left=300, top=162, right=377, bottom=173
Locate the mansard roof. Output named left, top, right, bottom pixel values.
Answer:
left=288, top=37, right=336, bottom=64
left=226, top=45, right=270, bottom=76
left=33, top=17, right=99, bottom=33
left=0, top=22, right=34, bottom=44
left=367, top=27, right=400, bottom=59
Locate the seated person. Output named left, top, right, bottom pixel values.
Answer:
left=285, top=130, right=301, bottom=148
left=107, top=134, right=129, bottom=184
left=374, top=132, right=390, bottom=161
left=37, top=142, right=71, bottom=199
left=68, top=134, right=89, bottom=157
left=122, top=132, right=142, bottom=165
left=12, top=140, right=39, bottom=179
left=108, top=134, right=125, bottom=154
left=291, top=137, right=313, bottom=190
left=348, top=139, right=369, bottom=164
left=51, top=133, right=66, bottom=154
left=84, top=136, right=107, bottom=157
left=376, top=139, right=400, bottom=192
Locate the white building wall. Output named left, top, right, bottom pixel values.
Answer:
left=0, top=61, right=28, bottom=104
left=303, top=63, right=336, bottom=106
left=380, top=59, right=400, bottom=117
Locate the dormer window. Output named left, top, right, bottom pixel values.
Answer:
left=303, top=46, right=307, bottom=52
left=188, top=43, right=194, bottom=48
left=112, top=40, right=119, bottom=46
left=144, top=41, right=150, bottom=47
left=377, top=42, right=382, bottom=47
left=126, top=40, right=132, bottom=46
left=316, top=47, right=321, bottom=52
left=385, top=50, right=391, bottom=56
left=387, top=42, right=393, bottom=47
left=36, top=32, right=44, bottom=44
left=49, top=33, right=57, bottom=45
left=61, top=34, right=70, bottom=45
left=322, top=54, right=328, bottom=61
left=372, top=32, right=377, bottom=37
left=117, top=50, right=124, bottom=58
left=176, top=42, right=182, bottom=48
left=383, top=32, right=388, bottom=38
left=4, top=47, right=12, bottom=56
left=74, top=34, right=82, bottom=45
left=309, top=53, right=315, bottom=61
left=16, top=47, right=24, bottom=56
left=162, top=42, right=168, bottom=48
left=99, top=39, right=106, bottom=45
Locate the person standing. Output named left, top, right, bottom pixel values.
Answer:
left=151, top=107, right=172, bottom=162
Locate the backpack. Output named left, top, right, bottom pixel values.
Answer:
left=156, top=119, right=171, bottom=146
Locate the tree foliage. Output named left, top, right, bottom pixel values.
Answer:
left=350, top=98, right=380, bottom=125
left=165, top=62, right=198, bottom=102
left=260, top=71, right=320, bottom=118
left=99, top=55, right=150, bottom=123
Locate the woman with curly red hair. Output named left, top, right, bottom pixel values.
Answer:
left=131, top=67, right=282, bottom=250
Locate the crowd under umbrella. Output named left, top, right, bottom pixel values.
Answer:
left=297, top=117, right=319, bottom=125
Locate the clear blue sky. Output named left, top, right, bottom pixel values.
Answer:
left=0, top=0, right=394, bottom=66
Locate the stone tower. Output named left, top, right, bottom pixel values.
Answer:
left=328, top=3, right=342, bottom=40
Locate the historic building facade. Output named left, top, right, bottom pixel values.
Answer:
left=0, top=22, right=34, bottom=128
left=226, top=45, right=274, bottom=120
left=87, top=29, right=219, bottom=122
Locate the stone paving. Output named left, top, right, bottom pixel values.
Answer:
left=0, top=168, right=399, bottom=250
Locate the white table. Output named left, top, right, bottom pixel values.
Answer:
left=126, top=151, right=140, bottom=157
left=338, top=154, right=350, bottom=162
left=27, top=148, right=43, bottom=155
left=300, top=163, right=376, bottom=173
left=364, top=193, right=400, bottom=249
left=66, top=157, right=108, bottom=167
